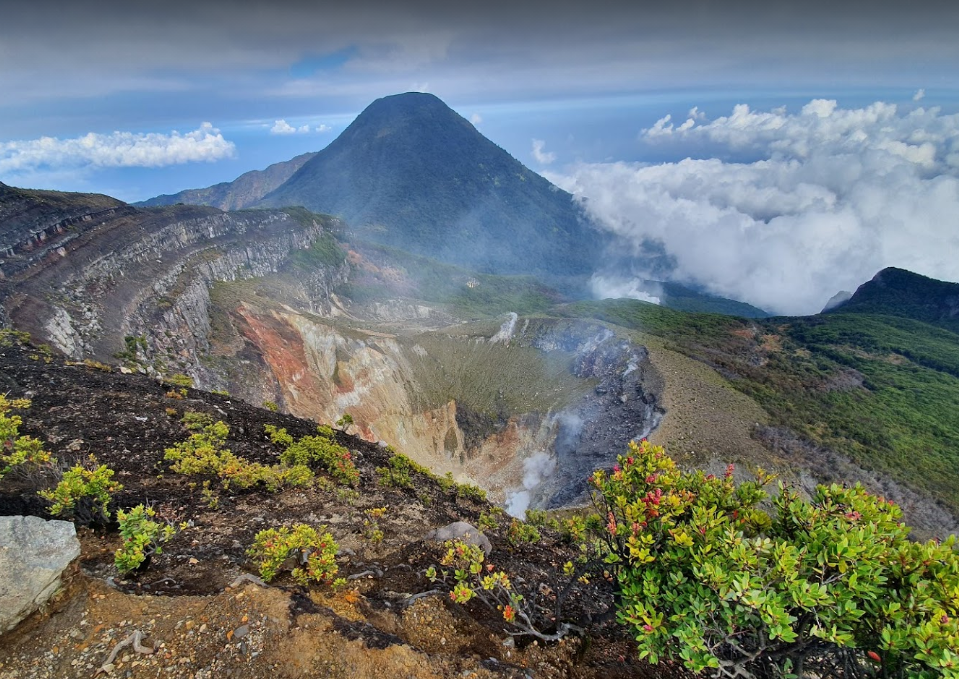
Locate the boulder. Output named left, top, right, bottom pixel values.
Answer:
left=0, top=515, right=81, bottom=634
left=423, top=521, right=492, bottom=555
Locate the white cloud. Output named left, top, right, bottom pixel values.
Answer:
left=0, top=123, right=235, bottom=174
left=551, top=99, right=959, bottom=315
left=270, top=119, right=312, bottom=135
left=315, top=124, right=332, bottom=133
left=470, top=113, right=483, bottom=126
left=914, top=88, right=926, bottom=101
left=531, top=138, right=556, bottom=165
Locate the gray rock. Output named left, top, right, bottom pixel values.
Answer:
left=423, top=521, right=492, bottom=555
left=0, top=515, right=81, bottom=634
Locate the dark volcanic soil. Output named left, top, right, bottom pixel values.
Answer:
left=0, top=336, right=680, bottom=679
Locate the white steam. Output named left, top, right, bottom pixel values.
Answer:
left=505, top=451, right=556, bottom=518
left=590, top=275, right=661, bottom=305
left=550, top=99, right=959, bottom=315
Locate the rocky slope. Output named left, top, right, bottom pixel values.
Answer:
left=0, top=335, right=648, bottom=679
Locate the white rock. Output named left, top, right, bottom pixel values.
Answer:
left=0, top=516, right=81, bottom=634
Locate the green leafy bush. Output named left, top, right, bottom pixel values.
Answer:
left=264, top=424, right=294, bottom=448
left=456, top=482, right=487, bottom=502
left=114, top=504, right=178, bottom=574
left=262, top=400, right=279, bottom=412
left=278, top=434, right=359, bottom=486
left=591, top=439, right=959, bottom=678
left=376, top=454, right=414, bottom=488
left=247, top=524, right=339, bottom=585
left=167, top=414, right=313, bottom=491
left=506, top=518, right=540, bottom=546
left=39, top=457, right=122, bottom=523
left=1, top=395, right=52, bottom=479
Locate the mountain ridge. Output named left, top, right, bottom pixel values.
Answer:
left=826, top=266, right=959, bottom=333
left=135, top=152, right=318, bottom=211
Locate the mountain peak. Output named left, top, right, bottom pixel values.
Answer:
left=257, top=92, right=603, bottom=278
left=825, top=266, right=959, bottom=332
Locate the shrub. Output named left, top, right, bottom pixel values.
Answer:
left=278, top=435, right=359, bottom=486
left=247, top=524, right=339, bottom=585
left=456, top=482, right=487, bottom=502
left=164, top=373, right=194, bottom=388
left=114, top=504, right=177, bottom=574
left=0, top=395, right=52, bottom=480
left=506, top=518, right=540, bottom=546
left=428, top=539, right=581, bottom=642
left=263, top=400, right=279, bottom=412
left=525, top=508, right=548, bottom=526
left=167, top=415, right=313, bottom=491
left=376, top=454, right=413, bottom=488
left=478, top=507, right=505, bottom=531
left=591, top=439, right=959, bottom=678
left=264, top=424, right=294, bottom=448
left=39, top=457, right=122, bottom=523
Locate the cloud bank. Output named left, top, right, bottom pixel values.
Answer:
left=0, top=123, right=235, bottom=174
left=551, top=99, right=959, bottom=315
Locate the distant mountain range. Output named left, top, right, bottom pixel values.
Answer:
left=136, top=152, right=317, bottom=212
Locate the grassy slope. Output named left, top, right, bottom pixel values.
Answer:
left=559, top=299, right=959, bottom=512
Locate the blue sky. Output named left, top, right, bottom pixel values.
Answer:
left=2, top=0, right=959, bottom=312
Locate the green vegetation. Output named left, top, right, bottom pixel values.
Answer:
left=563, top=298, right=959, bottom=512
left=0, top=395, right=52, bottom=480
left=278, top=435, right=358, bottom=486
left=39, top=457, right=122, bottom=522
left=592, top=439, right=959, bottom=678
left=506, top=518, right=541, bottom=546
left=247, top=524, right=339, bottom=585
left=288, top=231, right=347, bottom=269
left=163, top=373, right=194, bottom=389
left=114, top=504, right=178, bottom=574
left=825, top=267, right=959, bottom=334
left=376, top=454, right=414, bottom=488
left=166, top=414, right=314, bottom=491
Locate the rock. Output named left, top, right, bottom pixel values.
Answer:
left=0, top=515, right=81, bottom=634
left=423, top=522, right=492, bottom=555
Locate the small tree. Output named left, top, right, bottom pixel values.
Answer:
left=591, top=439, right=959, bottom=678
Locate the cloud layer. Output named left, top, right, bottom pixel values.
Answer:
left=552, top=99, right=959, bottom=315
left=0, top=123, right=235, bottom=174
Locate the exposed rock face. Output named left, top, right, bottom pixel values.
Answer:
left=0, top=515, right=81, bottom=634
left=0, top=197, right=348, bottom=384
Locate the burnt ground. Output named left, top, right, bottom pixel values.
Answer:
left=0, top=336, right=688, bottom=679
